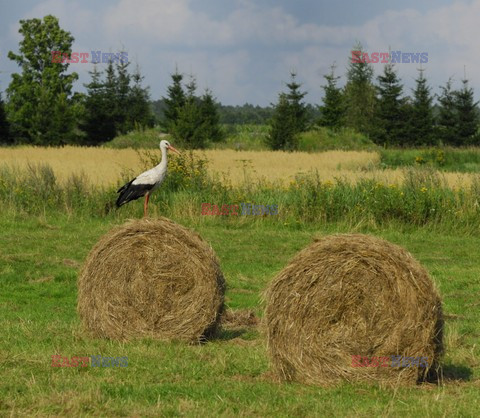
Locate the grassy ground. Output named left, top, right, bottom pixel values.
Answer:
left=0, top=211, right=479, bottom=416
left=104, top=125, right=376, bottom=152
left=2, top=146, right=479, bottom=188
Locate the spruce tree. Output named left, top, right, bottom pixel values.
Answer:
left=286, top=72, right=308, bottom=133
left=411, top=68, right=435, bottom=146
left=267, top=93, right=297, bottom=151
left=200, top=88, right=223, bottom=143
left=375, top=63, right=406, bottom=145
left=437, top=78, right=458, bottom=145
left=127, top=66, right=155, bottom=130
left=454, top=78, right=479, bottom=145
left=81, top=66, right=116, bottom=145
left=171, top=75, right=208, bottom=149
left=115, top=58, right=131, bottom=133
left=318, top=64, right=344, bottom=129
left=343, top=42, right=376, bottom=135
left=163, top=69, right=186, bottom=132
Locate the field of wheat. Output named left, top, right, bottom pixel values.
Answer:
left=0, top=146, right=475, bottom=188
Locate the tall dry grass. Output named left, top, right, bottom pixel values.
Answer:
left=0, top=146, right=475, bottom=188
left=0, top=146, right=142, bottom=186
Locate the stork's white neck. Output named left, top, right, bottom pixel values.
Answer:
left=157, top=145, right=168, bottom=171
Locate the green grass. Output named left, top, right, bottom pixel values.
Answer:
left=104, top=125, right=270, bottom=151
left=380, top=147, right=480, bottom=172
left=105, top=125, right=376, bottom=152
left=208, top=124, right=270, bottom=151
left=104, top=127, right=170, bottom=149
left=3, top=161, right=480, bottom=232
left=1, top=155, right=480, bottom=415
left=0, top=212, right=479, bottom=416
left=298, top=127, right=376, bottom=152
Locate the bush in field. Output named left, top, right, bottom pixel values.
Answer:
left=298, top=127, right=376, bottom=152
left=218, top=124, right=269, bottom=151
left=104, top=128, right=169, bottom=149
left=137, top=149, right=211, bottom=191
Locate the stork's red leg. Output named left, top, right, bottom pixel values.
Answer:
left=144, top=193, right=150, bottom=217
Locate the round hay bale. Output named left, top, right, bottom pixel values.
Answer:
left=264, top=234, right=443, bottom=386
left=77, top=217, right=225, bottom=342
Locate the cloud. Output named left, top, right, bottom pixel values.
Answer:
left=4, top=0, right=480, bottom=105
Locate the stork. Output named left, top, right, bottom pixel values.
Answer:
left=116, top=139, right=180, bottom=217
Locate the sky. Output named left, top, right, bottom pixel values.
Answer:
left=0, top=0, right=479, bottom=106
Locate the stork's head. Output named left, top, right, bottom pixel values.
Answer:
left=160, top=139, right=180, bottom=155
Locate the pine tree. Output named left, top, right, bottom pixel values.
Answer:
left=375, top=63, right=406, bottom=145
left=185, top=75, right=197, bottom=101
left=267, top=93, right=297, bottom=151
left=343, top=42, right=376, bottom=135
left=454, top=78, right=479, bottom=145
left=171, top=75, right=208, bottom=149
left=318, top=64, right=344, bottom=129
left=127, top=65, right=155, bottom=130
left=163, top=69, right=186, bottom=132
left=115, top=57, right=131, bottom=133
left=200, top=88, right=224, bottom=143
left=437, top=78, right=458, bottom=145
left=285, top=72, right=308, bottom=133
left=410, top=68, right=435, bottom=146
left=81, top=66, right=116, bottom=145
left=171, top=101, right=208, bottom=149
left=0, top=91, right=11, bottom=144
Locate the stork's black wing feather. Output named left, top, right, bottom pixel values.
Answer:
left=116, top=178, right=154, bottom=208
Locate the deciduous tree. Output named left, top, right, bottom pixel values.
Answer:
left=6, top=15, right=78, bottom=145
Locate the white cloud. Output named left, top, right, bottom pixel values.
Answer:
left=5, top=0, right=480, bottom=104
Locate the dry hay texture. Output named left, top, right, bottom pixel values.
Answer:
left=78, top=217, right=225, bottom=342
left=264, top=234, right=444, bottom=386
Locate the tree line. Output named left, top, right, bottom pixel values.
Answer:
left=0, top=15, right=225, bottom=149
left=269, top=42, right=479, bottom=150
left=0, top=17, right=479, bottom=150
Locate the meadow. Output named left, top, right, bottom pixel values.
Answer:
left=0, top=145, right=478, bottom=188
left=1, top=145, right=480, bottom=416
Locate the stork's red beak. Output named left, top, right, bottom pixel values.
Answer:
left=167, top=145, right=180, bottom=155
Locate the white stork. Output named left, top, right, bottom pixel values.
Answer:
left=116, top=139, right=180, bottom=217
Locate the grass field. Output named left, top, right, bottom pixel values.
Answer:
left=0, top=146, right=478, bottom=188
left=1, top=146, right=480, bottom=415
left=0, top=213, right=479, bottom=416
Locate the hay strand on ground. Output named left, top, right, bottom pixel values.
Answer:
left=264, top=233, right=443, bottom=386
left=78, top=217, right=225, bottom=342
